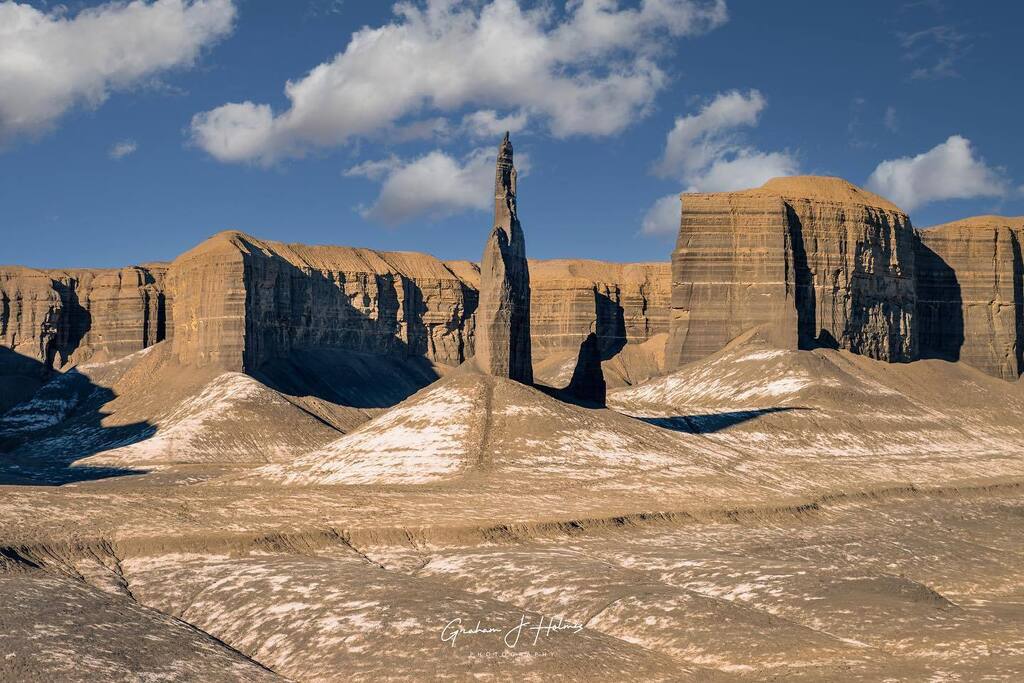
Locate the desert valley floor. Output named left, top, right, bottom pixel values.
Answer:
left=2, top=330, right=1023, bottom=681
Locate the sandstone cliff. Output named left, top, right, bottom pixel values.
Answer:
left=162, top=229, right=670, bottom=384
left=0, top=264, right=169, bottom=412
left=667, top=177, right=917, bottom=368
left=0, top=264, right=169, bottom=368
left=665, top=192, right=798, bottom=369
left=529, top=259, right=669, bottom=361
left=917, top=216, right=1024, bottom=380
left=168, top=231, right=478, bottom=371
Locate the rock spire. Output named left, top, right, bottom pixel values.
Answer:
left=474, top=132, right=533, bottom=383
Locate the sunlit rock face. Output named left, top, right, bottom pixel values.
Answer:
left=0, top=265, right=169, bottom=367
left=167, top=231, right=479, bottom=372
left=474, top=133, right=533, bottom=384
left=667, top=176, right=918, bottom=369
left=916, top=216, right=1024, bottom=380
left=527, top=259, right=670, bottom=361
left=0, top=265, right=169, bottom=411
left=665, top=192, right=799, bottom=370
left=159, top=228, right=663, bottom=379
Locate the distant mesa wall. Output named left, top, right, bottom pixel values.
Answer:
left=527, top=259, right=670, bottom=361
left=0, top=264, right=170, bottom=369
left=667, top=176, right=918, bottom=369
left=168, top=231, right=479, bottom=371
left=916, top=216, right=1024, bottom=381
left=167, top=231, right=669, bottom=373
left=0, top=264, right=170, bottom=411
left=0, top=233, right=669, bottom=386
left=6, top=196, right=1019, bottom=387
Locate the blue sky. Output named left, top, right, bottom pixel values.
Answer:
left=1, top=0, right=1022, bottom=269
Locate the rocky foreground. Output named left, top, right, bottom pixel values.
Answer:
left=1, top=328, right=1023, bottom=680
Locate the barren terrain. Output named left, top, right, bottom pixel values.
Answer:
left=2, top=330, right=1022, bottom=680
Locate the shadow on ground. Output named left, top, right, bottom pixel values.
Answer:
left=636, top=407, right=808, bottom=434
left=0, top=347, right=153, bottom=486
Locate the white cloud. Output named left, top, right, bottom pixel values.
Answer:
left=642, top=89, right=798, bottom=235
left=190, top=0, right=727, bottom=164
left=866, top=135, right=1009, bottom=210
left=109, top=139, right=138, bottom=159
left=462, top=109, right=528, bottom=138
left=344, top=155, right=401, bottom=181
left=347, top=147, right=531, bottom=226
left=0, top=0, right=236, bottom=144
left=641, top=194, right=680, bottom=236
left=653, top=89, right=765, bottom=179
left=651, top=89, right=797, bottom=192
left=689, top=150, right=798, bottom=193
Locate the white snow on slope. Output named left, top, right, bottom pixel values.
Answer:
left=260, top=381, right=482, bottom=485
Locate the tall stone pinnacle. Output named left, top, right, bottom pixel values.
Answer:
left=475, top=132, right=533, bottom=383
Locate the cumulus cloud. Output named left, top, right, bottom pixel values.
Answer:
left=109, top=139, right=138, bottom=159
left=462, top=109, right=528, bottom=138
left=0, top=0, right=236, bottom=144
left=641, top=194, right=681, bottom=237
left=688, top=150, right=799, bottom=193
left=190, top=0, right=728, bottom=164
left=866, top=135, right=1009, bottom=210
left=653, top=89, right=764, bottom=179
left=346, top=147, right=530, bottom=225
left=642, top=89, right=798, bottom=235
left=651, top=89, right=797, bottom=193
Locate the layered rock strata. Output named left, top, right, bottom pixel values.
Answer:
left=168, top=232, right=479, bottom=371
left=474, top=133, right=533, bottom=383
left=665, top=192, right=798, bottom=370
left=916, top=216, right=1024, bottom=380
left=0, top=265, right=169, bottom=369
left=667, top=177, right=917, bottom=368
left=528, top=259, right=669, bottom=361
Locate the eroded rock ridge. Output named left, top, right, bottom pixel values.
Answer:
left=473, top=133, right=533, bottom=383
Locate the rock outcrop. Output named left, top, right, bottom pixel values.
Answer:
left=916, top=216, right=1024, bottom=380
left=473, top=133, right=533, bottom=383
left=528, top=259, right=669, bottom=361
left=168, top=231, right=478, bottom=372
left=565, top=332, right=606, bottom=405
left=162, top=229, right=665, bottom=379
left=665, top=192, right=798, bottom=369
left=0, top=265, right=169, bottom=369
left=667, top=177, right=917, bottom=368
